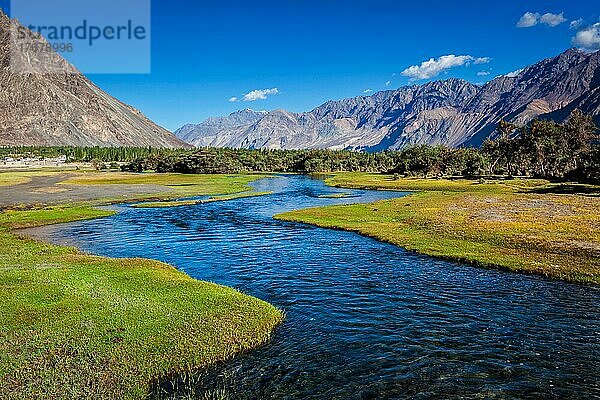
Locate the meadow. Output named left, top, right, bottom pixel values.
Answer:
left=0, top=171, right=283, bottom=399
left=277, top=173, right=600, bottom=284
left=2, top=168, right=599, bottom=400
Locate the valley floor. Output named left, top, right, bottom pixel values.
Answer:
left=0, top=171, right=283, bottom=399
left=276, top=173, right=600, bottom=284
left=3, top=169, right=599, bottom=398
left=0, top=170, right=270, bottom=208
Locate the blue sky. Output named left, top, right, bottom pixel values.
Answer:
left=3, top=0, right=599, bottom=130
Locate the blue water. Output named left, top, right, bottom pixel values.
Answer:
left=30, top=175, right=600, bottom=399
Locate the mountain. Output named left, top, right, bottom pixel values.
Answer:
left=0, top=12, right=187, bottom=148
left=175, top=109, right=267, bottom=147
left=177, top=48, right=600, bottom=150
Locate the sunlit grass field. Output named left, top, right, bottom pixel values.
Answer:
left=61, top=172, right=270, bottom=199
left=277, top=173, right=600, bottom=284
left=0, top=170, right=63, bottom=186
left=0, top=171, right=283, bottom=399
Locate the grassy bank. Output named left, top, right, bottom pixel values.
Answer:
left=132, top=191, right=273, bottom=209
left=0, top=171, right=272, bottom=210
left=61, top=172, right=264, bottom=194
left=277, top=173, right=600, bottom=284
left=0, top=171, right=283, bottom=399
left=60, top=172, right=271, bottom=204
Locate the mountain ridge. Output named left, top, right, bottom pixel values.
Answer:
left=0, top=11, right=188, bottom=148
left=177, top=48, right=600, bottom=150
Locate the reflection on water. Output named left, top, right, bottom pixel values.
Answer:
left=29, top=175, right=600, bottom=399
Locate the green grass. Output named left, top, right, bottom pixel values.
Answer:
left=325, top=172, right=550, bottom=193
left=0, top=170, right=63, bottom=187
left=0, top=175, right=284, bottom=399
left=132, top=191, right=273, bottom=209
left=277, top=173, right=600, bottom=284
left=62, top=172, right=265, bottom=195
left=54, top=172, right=272, bottom=206
left=0, top=206, right=114, bottom=229
left=0, top=170, right=271, bottom=209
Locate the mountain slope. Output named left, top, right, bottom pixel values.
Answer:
left=0, top=12, right=187, bottom=148
left=175, top=109, right=267, bottom=147
left=178, top=48, right=600, bottom=150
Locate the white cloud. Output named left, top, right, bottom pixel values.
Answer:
left=504, top=68, right=524, bottom=78
left=385, top=80, right=391, bottom=87
left=570, top=18, right=585, bottom=30
left=517, top=12, right=540, bottom=28
left=228, top=97, right=239, bottom=102
left=540, top=12, right=566, bottom=27
left=573, top=22, right=600, bottom=50
left=242, top=88, right=279, bottom=102
left=401, top=54, right=490, bottom=80
left=572, top=22, right=600, bottom=50
left=474, top=57, right=491, bottom=64
left=363, top=89, right=373, bottom=94
left=477, top=71, right=490, bottom=76
left=517, top=12, right=566, bottom=28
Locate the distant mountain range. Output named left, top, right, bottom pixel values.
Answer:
left=177, top=48, right=600, bottom=150
left=2, top=8, right=598, bottom=151
left=0, top=12, right=187, bottom=148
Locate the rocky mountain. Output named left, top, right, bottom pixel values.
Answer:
left=0, top=12, right=187, bottom=148
left=175, top=109, right=267, bottom=147
left=177, top=48, right=600, bottom=150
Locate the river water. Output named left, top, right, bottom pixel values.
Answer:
left=28, top=175, right=600, bottom=399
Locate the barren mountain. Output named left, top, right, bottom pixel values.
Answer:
left=177, top=48, right=600, bottom=150
left=0, top=12, right=187, bottom=148
left=175, top=109, right=267, bottom=147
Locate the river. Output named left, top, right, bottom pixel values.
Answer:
left=27, top=175, right=600, bottom=399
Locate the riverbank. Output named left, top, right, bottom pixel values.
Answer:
left=132, top=191, right=273, bottom=208
left=0, top=170, right=273, bottom=209
left=0, top=171, right=283, bottom=399
left=276, top=173, right=600, bottom=284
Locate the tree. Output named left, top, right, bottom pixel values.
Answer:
left=483, top=111, right=599, bottom=180
left=562, top=109, right=598, bottom=171
left=482, top=119, right=518, bottom=175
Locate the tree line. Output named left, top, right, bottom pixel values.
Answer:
left=121, top=110, right=598, bottom=182
left=2, top=110, right=598, bottom=182
left=0, top=146, right=180, bottom=163
left=482, top=110, right=598, bottom=182
left=120, top=147, right=492, bottom=176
